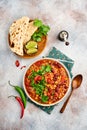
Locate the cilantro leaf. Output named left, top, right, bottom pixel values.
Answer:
left=34, top=19, right=43, bottom=27
left=28, top=64, right=51, bottom=103
left=39, top=25, right=50, bottom=35
left=41, top=95, right=48, bottom=102
left=32, top=19, right=50, bottom=42
left=28, top=70, right=38, bottom=79
left=45, top=65, right=51, bottom=72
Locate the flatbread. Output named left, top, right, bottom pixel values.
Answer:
left=9, top=16, right=38, bottom=56
left=23, top=21, right=38, bottom=44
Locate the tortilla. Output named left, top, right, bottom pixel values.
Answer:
left=9, top=16, right=38, bottom=56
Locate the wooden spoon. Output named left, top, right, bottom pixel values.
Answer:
left=60, top=74, right=83, bottom=113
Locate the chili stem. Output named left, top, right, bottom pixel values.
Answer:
left=8, top=81, right=15, bottom=87
left=8, top=95, right=15, bottom=98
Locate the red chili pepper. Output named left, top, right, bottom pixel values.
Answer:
left=8, top=95, right=24, bottom=119
left=15, top=60, right=20, bottom=67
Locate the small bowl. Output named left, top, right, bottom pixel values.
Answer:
left=23, top=58, right=71, bottom=106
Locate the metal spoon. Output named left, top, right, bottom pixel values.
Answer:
left=60, top=74, right=83, bottom=113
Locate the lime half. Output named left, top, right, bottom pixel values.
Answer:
left=27, top=48, right=38, bottom=54
left=25, top=41, right=37, bottom=49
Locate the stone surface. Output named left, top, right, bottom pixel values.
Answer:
left=0, top=0, right=87, bottom=130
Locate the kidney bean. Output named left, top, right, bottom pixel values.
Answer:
left=53, top=61, right=62, bottom=68
left=55, top=92, right=58, bottom=97
left=25, top=78, right=30, bottom=86
left=55, top=86, right=59, bottom=92
left=47, top=92, right=51, bottom=97
left=53, top=74, right=58, bottom=81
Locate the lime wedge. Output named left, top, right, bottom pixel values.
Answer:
left=25, top=41, right=37, bottom=49
left=27, top=48, right=38, bottom=54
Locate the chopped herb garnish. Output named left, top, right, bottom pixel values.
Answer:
left=45, top=64, right=51, bottom=72
left=41, top=95, right=48, bottom=103
left=28, top=64, right=51, bottom=102
left=39, top=24, right=50, bottom=36
left=32, top=19, right=50, bottom=42
left=28, top=71, right=38, bottom=79
left=33, top=19, right=43, bottom=27
left=37, top=64, right=51, bottom=75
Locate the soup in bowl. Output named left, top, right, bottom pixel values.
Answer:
left=23, top=58, right=71, bottom=106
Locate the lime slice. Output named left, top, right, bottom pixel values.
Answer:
left=25, top=41, right=37, bottom=49
left=27, top=48, right=38, bottom=54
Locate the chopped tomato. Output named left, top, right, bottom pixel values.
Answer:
left=53, top=61, right=62, bottom=68
left=61, top=75, right=66, bottom=83
left=34, top=75, right=42, bottom=83
left=25, top=78, right=30, bottom=86
left=47, top=78, right=51, bottom=83
left=47, top=78, right=54, bottom=84
left=35, top=61, right=43, bottom=66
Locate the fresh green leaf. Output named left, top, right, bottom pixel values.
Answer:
left=31, top=32, right=42, bottom=42
left=41, top=95, right=48, bottom=102
left=39, top=25, right=50, bottom=33
left=36, top=87, right=42, bottom=95
left=45, top=65, right=51, bottom=72
left=36, top=37, right=42, bottom=42
left=28, top=64, right=51, bottom=101
left=35, top=32, right=43, bottom=37
left=41, top=65, right=46, bottom=72
left=31, top=80, right=35, bottom=87
left=28, top=71, right=38, bottom=79
left=34, top=19, right=43, bottom=27
left=32, top=19, right=50, bottom=42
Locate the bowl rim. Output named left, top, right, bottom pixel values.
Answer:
left=23, top=57, right=71, bottom=106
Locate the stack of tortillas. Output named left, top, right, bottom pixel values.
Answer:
left=9, top=16, right=38, bottom=56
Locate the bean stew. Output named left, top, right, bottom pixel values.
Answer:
left=24, top=59, right=70, bottom=106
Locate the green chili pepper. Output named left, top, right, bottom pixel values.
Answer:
left=8, top=81, right=26, bottom=108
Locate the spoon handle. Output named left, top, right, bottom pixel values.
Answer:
left=60, top=89, right=73, bottom=113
